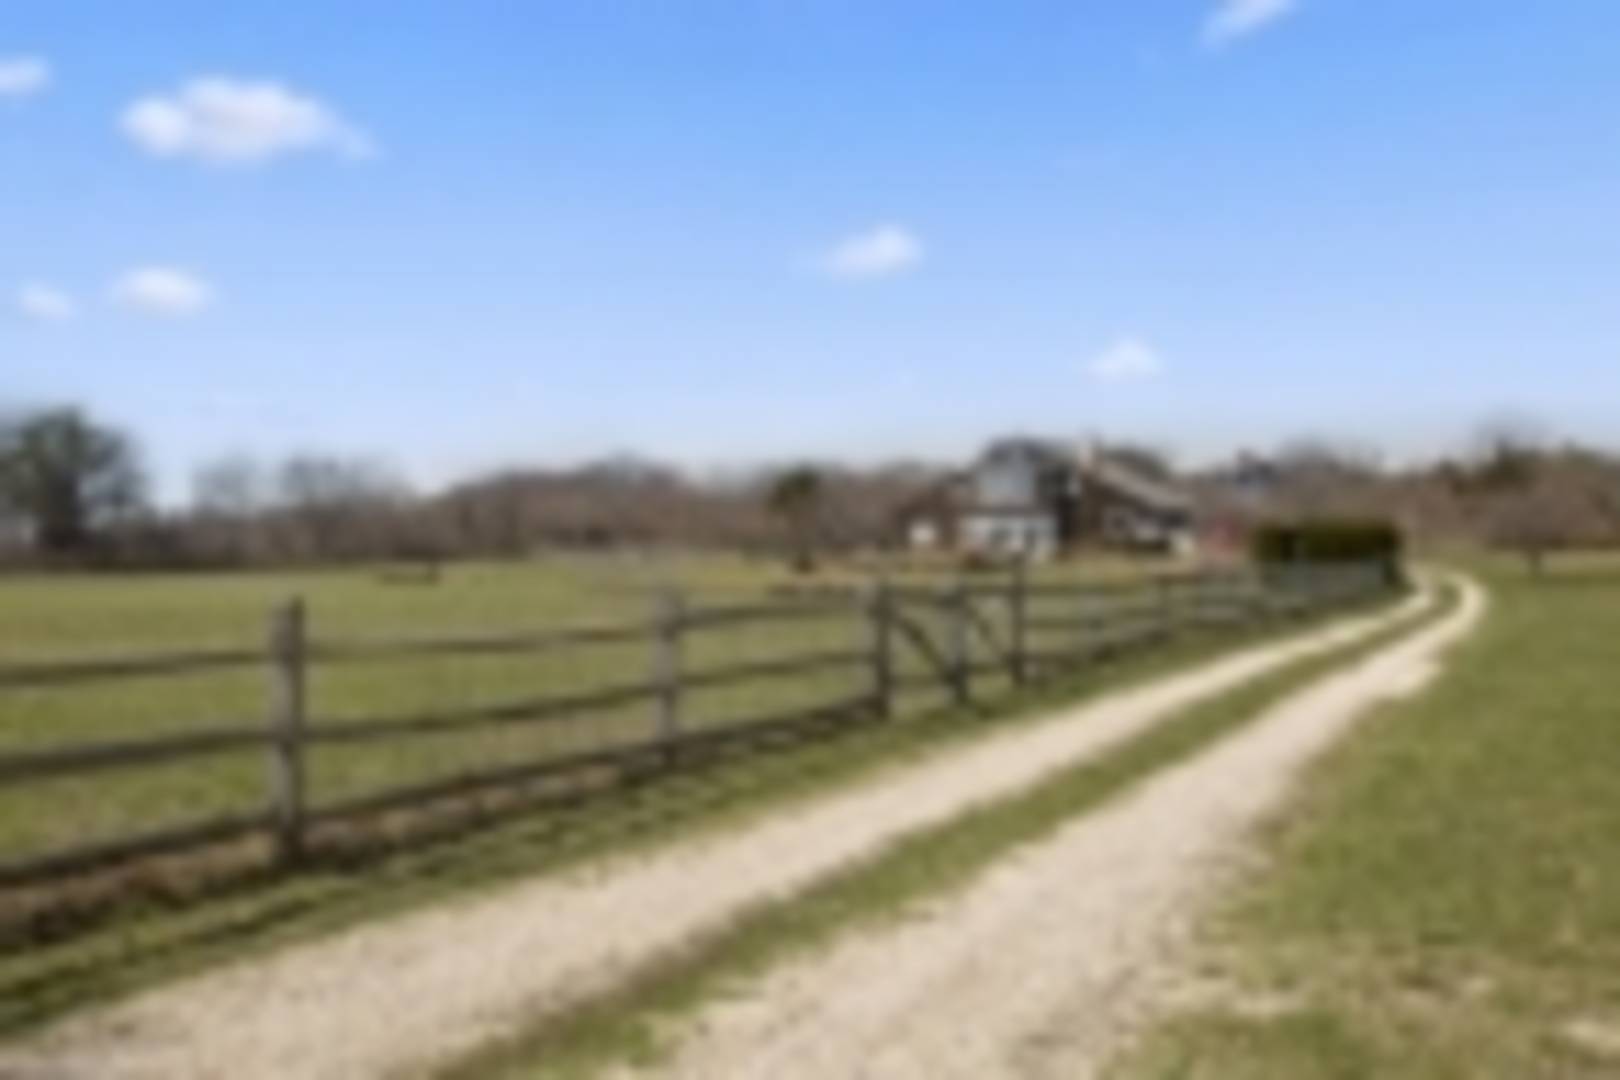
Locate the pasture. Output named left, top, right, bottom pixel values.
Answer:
left=0, top=556, right=860, bottom=870
left=0, top=552, right=1245, bottom=890
left=1114, top=554, right=1620, bottom=1079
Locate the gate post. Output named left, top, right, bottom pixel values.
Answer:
left=948, top=580, right=971, bottom=706
left=864, top=576, right=895, bottom=719
left=1009, top=559, right=1029, bottom=686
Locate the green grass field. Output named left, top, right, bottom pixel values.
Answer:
left=1112, top=554, right=1620, bottom=1079
left=0, top=552, right=1174, bottom=660
left=0, top=556, right=853, bottom=865
left=0, top=553, right=1208, bottom=881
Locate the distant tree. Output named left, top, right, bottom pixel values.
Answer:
left=192, top=456, right=268, bottom=518
left=188, top=456, right=273, bottom=564
left=1486, top=475, right=1569, bottom=575
left=1481, top=449, right=1620, bottom=575
left=1265, top=439, right=1388, bottom=519
left=0, top=407, right=145, bottom=557
left=274, top=455, right=410, bottom=561
left=766, top=465, right=825, bottom=572
left=1467, top=419, right=1547, bottom=492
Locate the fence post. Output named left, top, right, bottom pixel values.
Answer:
left=1009, top=559, right=1029, bottom=686
left=1238, top=570, right=1255, bottom=623
left=1260, top=565, right=1277, bottom=621
left=865, top=576, right=894, bottom=719
left=654, top=586, right=685, bottom=751
left=948, top=580, right=971, bottom=706
left=1073, top=584, right=1091, bottom=663
left=1275, top=563, right=1294, bottom=618
left=266, top=598, right=307, bottom=867
left=1156, top=574, right=1176, bottom=640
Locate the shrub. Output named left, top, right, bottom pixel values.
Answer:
left=1251, top=519, right=1403, bottom=578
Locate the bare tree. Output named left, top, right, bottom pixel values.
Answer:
left=1267, top=439, right=1388, bottom=518
left=189, top=456, right=271, bottom=563
left=193, top=456, right=268, bottom=518
left=274, top=455, right=412, bottom=561
left=1468, top=417, right=1547, bottom=492
left=1479, top=448, right=1618, bottom=574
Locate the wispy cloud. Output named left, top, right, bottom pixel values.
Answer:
left=121, top=77, right=376, bottom=165
left=817, top=224, right=924, bottom=280
left=1202, top=0, right=1299, bottom=49
left=1087, top=337, right=1165, bottom=383
left=0, top=56, right=50, bottom=99
left=111, top=267, right=214, bottom=317
left=16, top=283, right=76, bottom=322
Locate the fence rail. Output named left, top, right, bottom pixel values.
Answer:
left=0, top=561, right=1395, bottom=890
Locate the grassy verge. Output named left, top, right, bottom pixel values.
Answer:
left=1112, top=557, right=1620, bottom=1079
left=441, top=585, right=1448, bottom=1080
left=0, top=588, right=1395, bottom=1036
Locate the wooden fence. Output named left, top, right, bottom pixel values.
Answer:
left=0, top=562, right=1393, bottom=890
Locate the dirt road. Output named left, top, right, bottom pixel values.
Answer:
left=0, top=588, right=1433, bottom=1080
left=635, top=575, right=1482, bottom=1080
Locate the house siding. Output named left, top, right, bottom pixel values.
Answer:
left=960, top=511, right=1058, bottom=559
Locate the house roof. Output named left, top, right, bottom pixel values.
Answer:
left=1081, top=454, right=1192, bottom=514
left=980, top=436, right=1073, bottom=470
left=982, top=436, right=1192, bottom=514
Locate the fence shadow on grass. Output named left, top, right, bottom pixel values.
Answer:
left=0, top=689, right=970, bottom=1034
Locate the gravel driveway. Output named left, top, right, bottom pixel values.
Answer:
left=631, top=576, right=1481, bottom=1080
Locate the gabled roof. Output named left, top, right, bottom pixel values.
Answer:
left=1081, top=455, right=1191, bottom=514
left=978, top=436, right=1073, bottom=470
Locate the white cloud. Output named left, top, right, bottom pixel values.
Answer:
left=121, top=77, right=376, bottom=165
left=0, top=56, right=50, bottom=99
left=16, top=283, right=76, bottom=322
left=1203, top=0, right=1298, bottom=48
left=1087, top=337, right=1165, bottom=383
left=111, top=267, right=214, bottom=317
left=818, top=224, right=924, bottom=280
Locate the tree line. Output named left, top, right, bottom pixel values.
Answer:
left=0, top=406, right=934, bottom=569
left=1, top=404, right=1617, bottom=572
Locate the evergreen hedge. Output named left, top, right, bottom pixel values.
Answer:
left=1251, top=519, right=1404, bottom=578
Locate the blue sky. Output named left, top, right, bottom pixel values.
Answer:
left=4, top=1, right=1619, bottom=501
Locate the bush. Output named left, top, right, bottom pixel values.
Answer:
left=1251, top=519, right=1403, bottom=574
